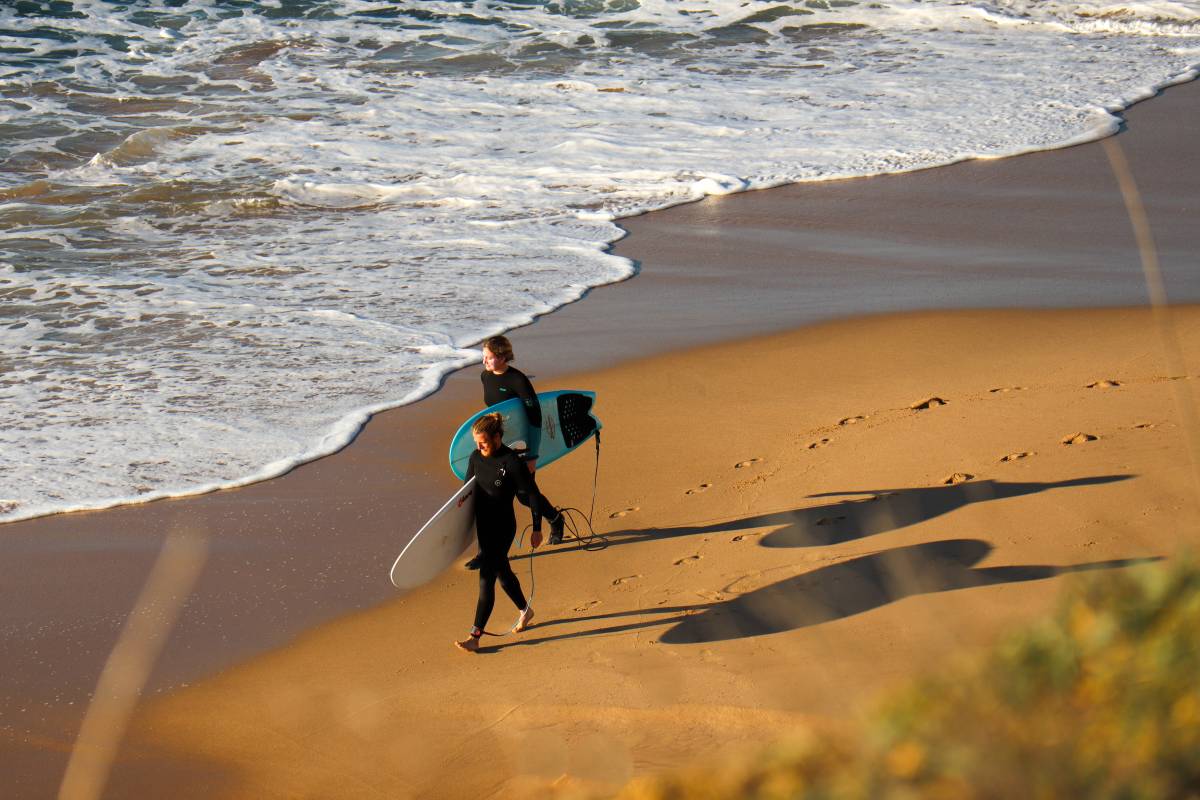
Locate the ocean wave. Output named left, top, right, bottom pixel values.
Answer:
left=1, top=0, right=1198, bottom=522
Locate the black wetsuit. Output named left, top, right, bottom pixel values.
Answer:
left=481, top=366, right=542, bottom=458
left=481, top=366, right=558, bottom=520
left=465, top=445, right=542, bottom=629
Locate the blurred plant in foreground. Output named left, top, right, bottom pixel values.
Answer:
left=616, top=555, right=1200, bottom=800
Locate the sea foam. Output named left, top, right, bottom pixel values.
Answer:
left=1, top=0, right=1198, bottom=523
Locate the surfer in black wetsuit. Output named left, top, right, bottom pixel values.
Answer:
left=464, top=335, right=565, bottom=571
left=455, top=412, right=540, bottom=653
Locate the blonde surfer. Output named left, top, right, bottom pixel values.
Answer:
left=455, top=413, right=540, bottom=652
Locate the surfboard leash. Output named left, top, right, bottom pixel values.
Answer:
left=558, top=429, right=608, bottom=551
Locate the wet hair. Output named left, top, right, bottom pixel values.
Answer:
left=472, top=412, right=504, bottom=439
left=483, top=335, right=514, bottom=363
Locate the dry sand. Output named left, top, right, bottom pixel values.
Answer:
left=3, top=81, right=1199, bottom=799
left=120, top=306, right=1200, bottom=800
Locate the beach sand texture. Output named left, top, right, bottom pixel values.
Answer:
left=113, top=306, right=1200, bottom=799
left=4, top=83, right=1200, bottom=798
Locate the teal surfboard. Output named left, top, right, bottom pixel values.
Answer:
left=449, top=390, right=601, bottom=480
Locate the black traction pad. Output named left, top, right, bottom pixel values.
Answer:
left=556, top=392, right=598, bottom=448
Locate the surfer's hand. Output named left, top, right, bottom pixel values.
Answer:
left=525, top=459, right=537, bottom=474
left=530, top=528, right=543, bottom=549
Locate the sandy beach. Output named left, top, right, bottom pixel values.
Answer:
left=4, top=80, right=1200, bottom=798
left=120, top=305, right=1200, bottom=799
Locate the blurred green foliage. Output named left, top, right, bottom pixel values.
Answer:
left=617, top=555, right=1200, bottom=800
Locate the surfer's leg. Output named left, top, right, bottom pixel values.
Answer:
left=496, top=558, right=528, bottom=611
left=547, top=497, right=565, bottom=545
left=460, top=552, right=505, bottom=651
left=517, top=489, right=565, bottom=544
left=474, top=561, right=500, bottom=631
left=497, top=558, right=534, bottom=632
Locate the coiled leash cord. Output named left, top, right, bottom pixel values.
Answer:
left=478, top=432, right=607, bottom=638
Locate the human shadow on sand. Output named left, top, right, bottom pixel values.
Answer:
left=659, top=539, right=1158, bottom=644
left=528, top=475, right=1133, bottom=558
left=759, top=475, right=1134, bottom=548
left=492, top=538, right=1157, bottom=651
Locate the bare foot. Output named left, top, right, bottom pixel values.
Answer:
left=514, top=606, right=535, bottom=633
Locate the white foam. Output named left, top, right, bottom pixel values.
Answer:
left=1, top=0, right=1198, bottom=523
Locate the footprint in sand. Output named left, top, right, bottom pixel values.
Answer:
left=1087, top=379, right=1121, bottom=389
left=943, top=472, right=974, bottom=485
left=731, top=532, right=763, bottom=542
left=1000, top=451, right=1035, bottom=462
left=807, top=438, right=832, bottom=450
left=612, top=574, right=642, bottom=586
left=674, top=555, right=702, bottom=566
left=574, top=599, right=601, bottom=612
left=1134, top=422, right=1157, bottom=429
left=1062, top=432, right=1099, bottom=445
left=989, top=386, right=1027, bottom=393
left=815, top=515, right=847, bottom=526
left=734, top=458, right=763, bottom=469
left=911, top=396, right=948, bottom=410
left=838, top=415, right=867, bottom=426
left=609, top=507, right=639, bottom=519
left=685, top=483, right=712, bottom=495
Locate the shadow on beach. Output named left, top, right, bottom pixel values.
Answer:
left=492, top=537, right=1158, bottom=651
left=523, top=474, right=1134, bottom=559
left=658, top=541, right=1159, bottom=645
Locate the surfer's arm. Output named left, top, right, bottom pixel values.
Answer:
left=513, top=372, right=543, bottom=460
left=518, top=464, right=544, bottom=549
left=522, top=427, right=541, bottom=466
left=480, top=370, right=496, bottom=407
left=514, top=458, right=542, bottom=532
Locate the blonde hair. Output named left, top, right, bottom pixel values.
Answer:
left=472, top=412, right=505, bottom=439
left=483, top=335, right=514, bottom=363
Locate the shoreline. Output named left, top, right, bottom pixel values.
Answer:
left=3, top=79, right=1200, bottom=797
left=5, top=74, right=1198, bottom=530
left=7, top=70, right=1198, bottom=532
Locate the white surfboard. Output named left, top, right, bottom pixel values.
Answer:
left=389, top=477, right=477, bottom=590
